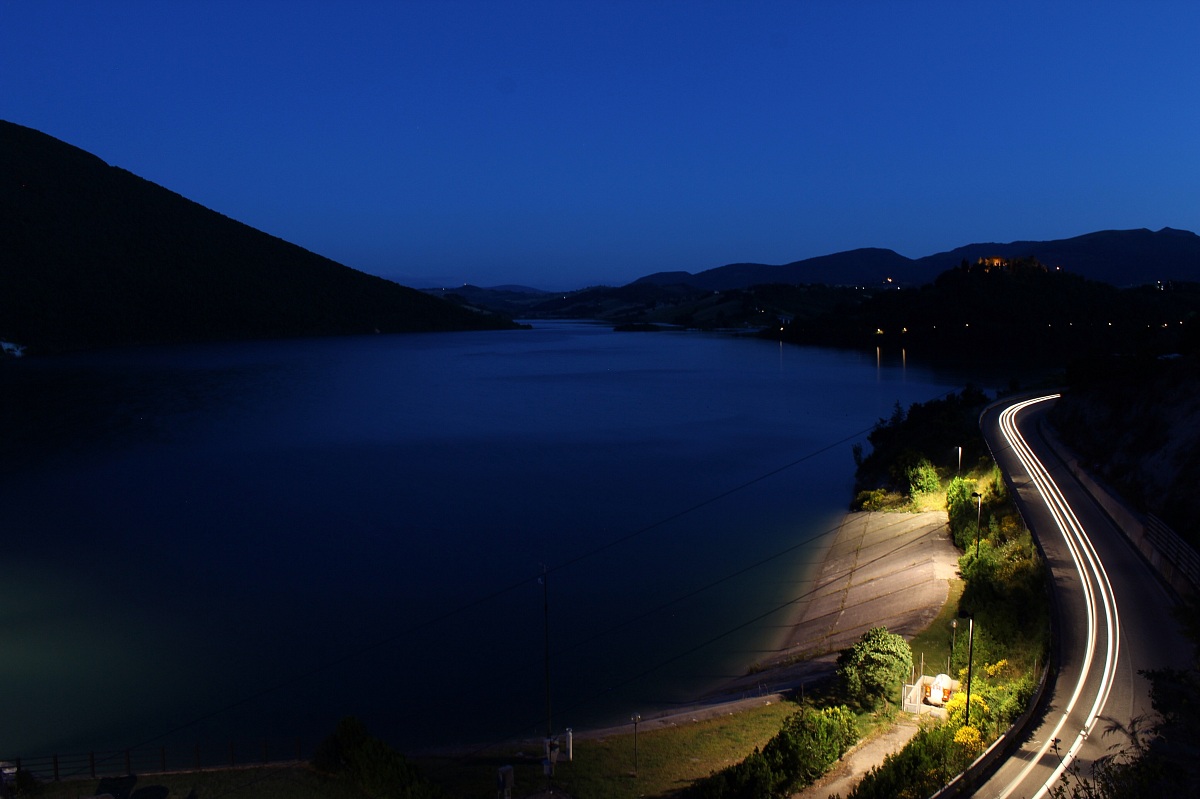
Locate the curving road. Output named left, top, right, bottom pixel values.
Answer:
left=974, top=394, right=1190, bottom=798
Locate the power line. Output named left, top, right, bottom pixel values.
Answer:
left=426, top=512, right=927, bottom=776
left=90, top=388, right=957, bottom=774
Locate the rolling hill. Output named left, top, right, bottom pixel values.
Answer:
left=0, top=120, right=519, bottom=354
left=631, top=228, right=1200, bottom=291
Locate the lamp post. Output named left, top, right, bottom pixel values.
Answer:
left=971, top=491, right=982, bottom=556
left=957, top=446, right=962, bottom=474
left=631, top=714, right=641, bottom=777
left=964, top=616, right=976, bottom=727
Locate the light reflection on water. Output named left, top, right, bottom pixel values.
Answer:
left=0, top=322, right=994, bottom=755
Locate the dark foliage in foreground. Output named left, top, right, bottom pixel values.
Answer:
left=1049, top=598, right=1200, bottom=798
left=312, top=717, right=446, bottom=799
left=0, top=120, right=520, bottom=354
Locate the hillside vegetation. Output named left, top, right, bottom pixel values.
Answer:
left=1051, top=354, right=1200, bottom=551
left=0, top=120, right=519, bottom=354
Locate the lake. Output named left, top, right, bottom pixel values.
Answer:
left=0, top=322, right=993, bottom=759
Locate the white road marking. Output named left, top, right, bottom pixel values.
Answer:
left=993, top=396, right=1120, bottom=799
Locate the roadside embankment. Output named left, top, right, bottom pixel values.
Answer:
left=1039, top=420, right=1199, bottom=597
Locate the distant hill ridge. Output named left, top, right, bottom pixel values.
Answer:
left=0, top=120, right=517, bottom=354
left=633, top=228, right=1200, bottom=291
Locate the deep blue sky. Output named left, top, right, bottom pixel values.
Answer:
left=5, top=2, right=1199, bottom=290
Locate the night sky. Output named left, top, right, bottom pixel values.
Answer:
left=5, top=1, right=1199, bottom=290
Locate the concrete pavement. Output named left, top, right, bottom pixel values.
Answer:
left=714, top=510, right=961, bottom=698
left=523, top=511, right=962, bottom=799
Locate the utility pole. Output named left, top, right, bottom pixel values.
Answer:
left=541, top=564, right=551, bottom=740
left=631, top=714, right=641, bottom=777
left=540, top=564, right=556, bottom=794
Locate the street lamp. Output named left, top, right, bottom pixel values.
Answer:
left=631, top=714, right=642, bottom=777
left=956, top=446, right=962, bottom=474
left=964, top=617, right=976, bottom=727
left=971, top=491, right=982, bottom=556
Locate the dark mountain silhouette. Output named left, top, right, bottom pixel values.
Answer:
left=914, top=227, right=1200, bottom=286
left=634, top=247, right=920, bottom=290
left=0, top=120, right=519, bottom=354
left=424, top=284, right=553, bottom=318
left=630, top=229, right=1200, bottom=291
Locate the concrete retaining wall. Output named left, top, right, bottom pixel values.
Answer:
left=1040, top=422, right=1199, bottom=598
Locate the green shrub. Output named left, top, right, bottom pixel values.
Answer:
left=946, top=476, right=977, bottom=546
left=989, top=674, right=1036, bottom=727
left=685, top=705, right=858, bottom=799
left=853, top=488, right=907, bottom=511
left=907, top=458, right=941, bottom=497
left=848, top=723, right=970, bottom=799
left=686, top=748, right=777, bottom=799
left=837, top=627, right=913, bottom=708
left=763, top=705, right=858, bottom=793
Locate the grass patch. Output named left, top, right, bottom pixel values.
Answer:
left=21, top=765, right=365, bottom=799
left=413, top=699, right=797, bottom=799
left=908, top=489, right=948, bottom=513
left=907, top=578, right=966, bottom=677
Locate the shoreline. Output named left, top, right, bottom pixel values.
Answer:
left=553, top=510, right=961, bottom=744
left=703, top=510, right=960, bottom=702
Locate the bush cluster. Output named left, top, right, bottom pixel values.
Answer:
left=846, top=723, right=978, bottom=799
left=906, top=459, right=941, bottom=497
left=312, top=717, right=445, bottom=799
left=852, top=487, right=908, bottom=512
left=947, top=473, right=1049, bottom=671
left=836, top=626, right=913, bottom=709
left=851, top=387, right=990, bottom=498
left=684, top=705, right=858, bottom=799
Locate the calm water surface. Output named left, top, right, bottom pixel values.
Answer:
left=0, top=322, right=995, bottom=756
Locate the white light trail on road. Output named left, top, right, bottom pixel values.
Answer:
left=994, top=395, right=1121, bottom=799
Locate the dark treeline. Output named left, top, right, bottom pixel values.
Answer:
left=852, top=386, right=991, bottom=501
left=775, top=257, right=1200, bottom=364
